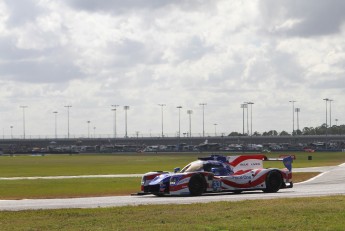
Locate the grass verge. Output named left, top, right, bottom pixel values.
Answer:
left=0, top=172, right=319, bottom=200
left=0, top=152, right=344, bottom=177
left=0, top=196, right=344, bottom=230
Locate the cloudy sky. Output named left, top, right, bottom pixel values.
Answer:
left=1, top=0, right=345, bottom=139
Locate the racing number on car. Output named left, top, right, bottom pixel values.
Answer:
left=212, top=180, right=222, bottom=192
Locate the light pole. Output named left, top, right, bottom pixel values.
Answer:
left=87, top=121, right=90, bottom=138
left=53, top=111, right=58, bottom=139
left=124, top=106, right=130, bottom=138
left=323, top=98, right=329, bottom=135
left=245, top=102, right=254, bottom=136
left=289, top=100, right=296, bottom=135
left=158, top=104, right=166, bottom=137
left=93, top=126, right=96, bottom=138
left=10, top=126, right=13, bottom=139
left=240, top=104, right=247, bottom=135
left=177, top=106, right=182, bottom=137
left=19, top=106, right=28, bottom=139
left=295, top=108, right=300, bottom=133
left=329, top=99, right=333, bottom=127
left=187, top=110, right=193, bottom=138
left=199, top=103, right=207, bottom=137
left=214, top=123, right=217, bottom=136
left=111, top=105, right=119, bottom=138
left=335, top=118, right=338, bottom=126
left=64, top=105, right=72, bottom=139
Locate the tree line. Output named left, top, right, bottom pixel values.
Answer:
left=228, top=123, right=345, bottom=136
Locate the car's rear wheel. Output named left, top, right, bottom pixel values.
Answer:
left=263, top=171, right=282, bottom=193
left=188, top=174, right=205, bottom=196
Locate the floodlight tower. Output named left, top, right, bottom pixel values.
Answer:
left=64, top=105, right=72, bottom=139
left=111, top=105, right=119, bottom=138
left=124, top=106, right=130, bottom=138
left=177, top=106, right=182, bottom=137
left=199, top=103, right=207, bottom=137
left=329, top=99, right=333, bottom=127
left=158, top=104, right=166, bottom=137
left=240, top=104, right=247, bottom=135
left=289, top=101, right=296, bottom=135
left=323, top=98, right=329, bottom=135
left=245, top=102, right=254, bottom=136
left=187, top=110, right=193, bottom=138
left=20, top=106, right=28, bottom=139
left=53, top=111, right=58, bottom=139
left=214, top=123, right=218, bottom=136
left=295, top=108, right=300, bottom=132
left=87, top=120, right=91, bottom=138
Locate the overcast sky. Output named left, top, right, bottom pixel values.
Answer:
left=1, top=0, right=345, bottom=139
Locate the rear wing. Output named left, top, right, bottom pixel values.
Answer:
left=198, top=154, right=293, bottom=172
left=227, top=154, right=293, bottom=172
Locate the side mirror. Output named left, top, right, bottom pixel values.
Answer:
left=174, top=167, right=180, bottom=173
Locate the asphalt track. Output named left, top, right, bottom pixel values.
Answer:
left=1, top=164, right=345, bottom=211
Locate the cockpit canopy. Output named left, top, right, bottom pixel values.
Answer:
left=180, top=160, right=232, bottom=176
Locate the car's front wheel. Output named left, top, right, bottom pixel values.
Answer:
left=188, top=174, right=205, bottom=196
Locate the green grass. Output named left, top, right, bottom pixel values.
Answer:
left=0, top=196, right=344, bottom=230
left=1, top=152, right=344, bottom=177
left=0, top=177, right=141, bottom=199
left=0, top=152, right=341, bottom=199
left=0, top=172, right=318, bottom=200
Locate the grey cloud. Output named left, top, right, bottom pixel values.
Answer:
left=0, top=59, right=82, bottom=83
left=260, top=0, right=345, bottom=37
left=3, top=0, right=44, bottom=26
left=65, top=0, right=172, bottom=13
left=64, top=0, right=213, bottom=14
left=176, top=36, right=214, bottom=61
left=0, top=36, right=81, bottom=83
left=107, top=39, right=163, bottom=67
left=0, top=37, right=42, bottom=60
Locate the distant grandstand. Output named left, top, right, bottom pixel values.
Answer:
left=1, top=135, right=345, bottom=154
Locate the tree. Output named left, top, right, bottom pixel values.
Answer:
left=279, top=131, right=290, bottom=136
left=228, top=132, right=242, bottom=136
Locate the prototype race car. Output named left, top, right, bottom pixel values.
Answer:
left=139, top=154, right=293, bottom=196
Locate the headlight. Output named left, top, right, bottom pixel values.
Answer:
left=141, top=176, right=146, bottom=185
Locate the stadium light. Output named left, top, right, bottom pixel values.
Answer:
left=329, top=99, right=334, bottom=127
left=177, top=106, right=182, bottom=137
left=187, top=110, right=193, bottom=138
left=111, top=105, right=119, bottom=138
left=295, top=108, right=300, bottom=132
left=124, top=106, right=130, bottom=138
left=87, top=120, right=91, bottom=138
left=53, top=111, right=58, bottom=139
left=64, top=105, right=72, bottom=139
left=240, top=104, right=247, bottom=135
left=323, top=98, right=329, bottom=135
left=19, top=106, right=28, bottom=139
left=214, top=123, right=217, bottom=136
left=289, top=101, right=296, bottom=135
left=158, top=104, right=166, bottom=137
left=199, top=103, right=207, bottom=137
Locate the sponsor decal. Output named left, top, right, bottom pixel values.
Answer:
left=212, top=180, right=222, bottom=191
left=229, top=175, right=252, bottom=180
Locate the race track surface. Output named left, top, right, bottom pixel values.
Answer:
left=1, top=164, right=345, bottom=211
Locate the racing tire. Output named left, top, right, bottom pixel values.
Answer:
left=188, top=174, right=205, bottom=196
left=233, top=190, right=242, bottom=194
left=153, top=193, right=164, bottom=197
left=263, top=171, right=283, bottom=193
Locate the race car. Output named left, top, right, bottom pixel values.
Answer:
left=138, top=154, right=293, bottom=196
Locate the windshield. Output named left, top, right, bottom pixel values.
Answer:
left=180, top=160, right=204, bottom=173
